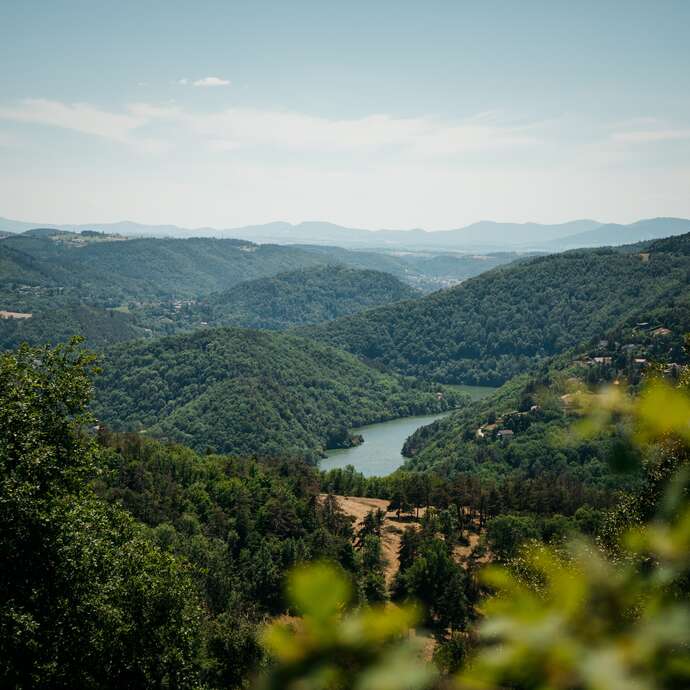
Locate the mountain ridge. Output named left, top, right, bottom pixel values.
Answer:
left=4, top=214, right=690, bottom=250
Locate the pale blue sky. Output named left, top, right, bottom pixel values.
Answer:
left=1, top=1, right=689, bottom=229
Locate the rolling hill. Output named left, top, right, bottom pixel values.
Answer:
left=549, top=217, right=690, bottom=250
left=165, top=265, right=419, bottom=332
left=92, top=327, right=464, bottom=459
left=0, top=303, right=145, bottom=351
left=299, top=234, right=690, bottom=385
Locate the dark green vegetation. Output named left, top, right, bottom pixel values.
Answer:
left=93, top=328, right=463, bottom=459
left=0, top=233, right=342, bottom=306
left=0, top=229, right=524, bottom=351
left=301, top=234, right=690, bottom=385
left=0, top=229, right=513, bottom=310
left=201, top=265, right=417, bottom=328
left=133, top=265, right=418, bottom=335
left=0, top=342, right=202, bottom=689
left=399, top=321, right=687, bottom=485
left=0, top=340, right=389, bottom=689
left=0, top=303, right=145, bottom=350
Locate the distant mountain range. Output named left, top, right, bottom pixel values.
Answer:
left=1, top=215, right=689, bottom=251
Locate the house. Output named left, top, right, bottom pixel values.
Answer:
left=598, top=339, right=609, bottom=348
left=497, top=429, right=514, bottom=442
left=634, top=358, right=648, bottom=367
left=639, top=252, right=650, bottom=263
left=651, top=327, right=672, bottom=337
left=593, top=356, right=612, bottom=365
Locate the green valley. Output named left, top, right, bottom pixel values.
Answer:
left=93, top=327, right=464, bottom=459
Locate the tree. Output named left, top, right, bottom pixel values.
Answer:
left=398, top=538, right=468, bottom=633
left=0, top=340, right=202, bottom=689
left=354, top=508, right=385, bottom=548
left=359, top=534, right=388, bottom=603
left=485, top=514, right=539, bottom=561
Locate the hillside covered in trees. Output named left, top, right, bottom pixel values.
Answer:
left=300, top=234, right=690, bottom=385
left=0, top=233, right=360, bottom=307
left=0, top=303, right=145, bottom=351
left=135, top=265, right=418, bottom=334
left=93, top=328, right=463, bottom=459
left=0, top=230, right=517, bottom=315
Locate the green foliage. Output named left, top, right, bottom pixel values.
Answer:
left=0, top=340, right=202, bottom=689
left=256, top=377, right=690, bottom=690
left=358, top=535, right=388, bottom=604
left=140, top=265, right=418, bottom=334
left=463, top=513, right=690, bottom=690
left=395, top=538, right=469, bottom=634
left=93, top=327, right=463, bottom=458
left=260, top=563, right=435, bottom=690
left=0, top=303, right=144, bottom=351
left=485, top=514, right=540, bottom=561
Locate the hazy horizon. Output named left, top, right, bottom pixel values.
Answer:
left=3, top=213, right=686, bottom=235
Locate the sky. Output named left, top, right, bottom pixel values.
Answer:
left=0, top=0, right=689, bottom=230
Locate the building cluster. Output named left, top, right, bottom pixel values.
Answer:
left=475, top=404, right=540, bottom=443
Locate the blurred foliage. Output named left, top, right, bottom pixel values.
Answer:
left=260, top=563, right=435, bottom=690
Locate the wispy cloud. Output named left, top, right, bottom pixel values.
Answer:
left=193, top=77, right=230, bottom=87
left=190, top=108, right=536, bottom=156
left=0, top=99, right=168, bottom=153
left=0, top=97, right=538, bottom=159
left=179, top=76, right=231, bottom=87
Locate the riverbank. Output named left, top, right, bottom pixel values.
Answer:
left=320, top=385, right=497, bottom=476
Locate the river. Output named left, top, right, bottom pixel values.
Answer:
left=320, top=385, right=497, bottom=477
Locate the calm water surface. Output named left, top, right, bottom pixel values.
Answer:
left=321, top=385, right=497, bottom=477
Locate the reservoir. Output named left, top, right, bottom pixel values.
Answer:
left=321, top=385, right=497, bottom=477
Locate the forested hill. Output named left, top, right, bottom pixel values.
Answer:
left=92, top=327, right=463, bottom=459
left=0, top=266, right=416, bottom=350
left=158, top=265, right=418, bottom=332
left=299, top=234, right=690, bottom=385
left=0, top=230, right=527, bottom=312
left=0, top=303, right=144, bottom=351
left=0, top=234, right=347, bottom=305
left=395, top=319, right=688, bottom=511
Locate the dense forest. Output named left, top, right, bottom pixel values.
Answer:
left=93, top=327, right=464, bottom=459
left=130, top=265, right=418, bottom=335
left=300, top=234, right=690, bottom=385
left=0, top=230, right=521, bottom=315
left=1, top=342, right=368, bottom=688
left=0, top=303, right=145, bottom=350
left=0, top=229, right=526, bottom=352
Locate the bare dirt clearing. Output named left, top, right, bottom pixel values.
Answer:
left=322, top=494, right=424, bottom=584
